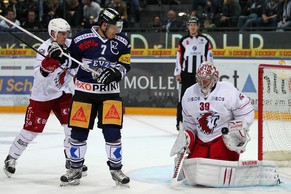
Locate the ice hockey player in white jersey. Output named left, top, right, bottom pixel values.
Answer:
left=3, top=18, right=87, bottom=178
left=179, top=61, right=254, bottom=160
left=170, top=62, right=280, bottom=187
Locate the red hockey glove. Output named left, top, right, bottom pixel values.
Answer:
left=41, top=57, right=60, bottom=73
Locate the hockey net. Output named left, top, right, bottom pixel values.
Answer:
left=258, top=64, right=291, bottom=166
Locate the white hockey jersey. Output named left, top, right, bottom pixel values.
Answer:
left=182, top=81, right=254, bottom=143
left=30, top=39, right=77, bottom=101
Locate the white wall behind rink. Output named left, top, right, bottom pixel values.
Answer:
left=0, top=57, right=289, bottom=108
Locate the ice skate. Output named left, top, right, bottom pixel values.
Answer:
left=60, top=168, right=82, bottom=186
left=110, top=169, right=130, bottom=187
left=65, top=159, right=88, bottom=177
left=3, top=155, right=16, bottom=178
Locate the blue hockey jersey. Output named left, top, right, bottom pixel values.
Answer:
left=68, top=26, right=131, bottom=94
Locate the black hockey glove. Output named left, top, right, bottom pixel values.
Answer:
left=97, top=68, right=122, bottom=85
left=48, top=41, right=67, bottom=64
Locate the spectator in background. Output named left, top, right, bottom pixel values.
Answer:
left=16, top=0, right=38, bottom=24
left=108, top=0, right=129, bottom=28
left=21, top=9, right=42, bottom=30
left=191, top=0, right=207, bottom=13
left=277, top=0, right=291, bottom=31
left=96, top=0, right=110, bottom=7
left=213, top=0, right=241, bottom=28
left=62, top=0, right=84, bottom=28
left=237, top=0, right=263, bottom=31
left=189, top=10, right=199, bottom=17
left=0, top=8, right=20, bottom=29
left=126, top=0, right=144, bottom=27
left=147, top=15, right=162, bottom=32
left=42, top=0, right=63, bottom=27
left=254, top=0, right=282, bottom=31
left=163, top=9, right=182, bottom=32
left=82, top=0, right=101, bottom=28
left=0, top=0, right=17, bottom=18
left=202, top=18, right=216, bottom=32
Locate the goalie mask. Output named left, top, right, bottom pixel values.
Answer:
left=48, top=18, right=71, bottom=40
left=196, top=61, right=219, bottom=96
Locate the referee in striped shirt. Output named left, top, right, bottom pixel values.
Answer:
left=174, top=16, right=214, bottom=131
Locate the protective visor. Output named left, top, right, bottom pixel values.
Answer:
left=116, top=21, right=123, bottom=33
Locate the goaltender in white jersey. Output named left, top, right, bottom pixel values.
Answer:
left=170, top=61, right=280, bottom=187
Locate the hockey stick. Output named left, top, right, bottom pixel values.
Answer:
left=6, top=30, right=75, bottom=77
left=178, top=82, right=182, bottom=102
left=0, top=15, right=98, bottom=75
left=170, top=149, right=188, bottom=187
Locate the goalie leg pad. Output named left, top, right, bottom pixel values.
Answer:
left=9, top=129, right=38, bottom=159
left=182, top=158, right=280, bottom=187
left=170, top=129, right=195, bottom=157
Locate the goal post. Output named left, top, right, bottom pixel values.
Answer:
left=258, top=64, right=291, bottom=166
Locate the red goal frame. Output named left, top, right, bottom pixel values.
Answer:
left=258, top=64, right=291, bottom=160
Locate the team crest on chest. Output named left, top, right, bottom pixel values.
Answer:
left=197, top=112, right=220, bottom=134
left=110, top=41, right=119, bottom=55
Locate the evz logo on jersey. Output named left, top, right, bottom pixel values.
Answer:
left=110, top=41, right=119, bottom=55
left=197, top=112, right=220, bottom=134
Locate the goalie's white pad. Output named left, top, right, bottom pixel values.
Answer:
left=170, top=129, right=195, bottom=157
left=222, top=120, right=250, bottom=154
left=182, top=158, right=280, bottom=187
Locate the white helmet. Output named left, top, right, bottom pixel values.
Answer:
left=196, top=61, right=219, bottom=96
left=48, top=18, right=71, bottom=40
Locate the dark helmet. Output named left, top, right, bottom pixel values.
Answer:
left=98, top=8, right=122, bottom=25
left=97, top=8, right=123, bottom=32
left=187, top=16, right=199, bottom=25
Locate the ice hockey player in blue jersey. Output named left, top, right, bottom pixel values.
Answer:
left=58, top=8, right=131, bottom=187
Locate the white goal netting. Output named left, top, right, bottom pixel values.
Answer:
left=258, top=64, right=291, bottom=166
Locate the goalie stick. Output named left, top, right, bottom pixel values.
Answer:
left=0, top=15, right=98, bottom=75
left=170, top=149, right=188, bottom=187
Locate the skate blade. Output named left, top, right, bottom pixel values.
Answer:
left=3, top=167, right=13, bottom=178
left=115, top=181, right=130, bottom=188
left=60, top=179, right=80, bottom=187
left=82, top=171, right=88, bottom=177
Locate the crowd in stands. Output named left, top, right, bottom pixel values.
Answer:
left=0, top=0, right=290, bottom=32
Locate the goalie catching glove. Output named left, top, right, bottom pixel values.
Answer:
left=222, top=120, right=250, bottom=154
left=97, top=68, right=122, bottom=85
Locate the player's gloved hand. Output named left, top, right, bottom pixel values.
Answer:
left=97, top=68, right=122, bottom=85
left=41, top=57, right=60, bottom=74
left=48, top=41, right=67, bottom=64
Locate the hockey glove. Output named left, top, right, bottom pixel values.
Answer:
left=222, top=120, right=251, bottom=154
left=97, top=68, right=122, bottom=85
left=41, top=57, right=60, bottom=74
left=48, top=41, right=67, bottom=64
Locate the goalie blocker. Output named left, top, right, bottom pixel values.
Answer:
left=182, top=158, right=280, bottom=187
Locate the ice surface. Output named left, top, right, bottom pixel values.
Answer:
left=0, top=113, right=291, bottom=194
